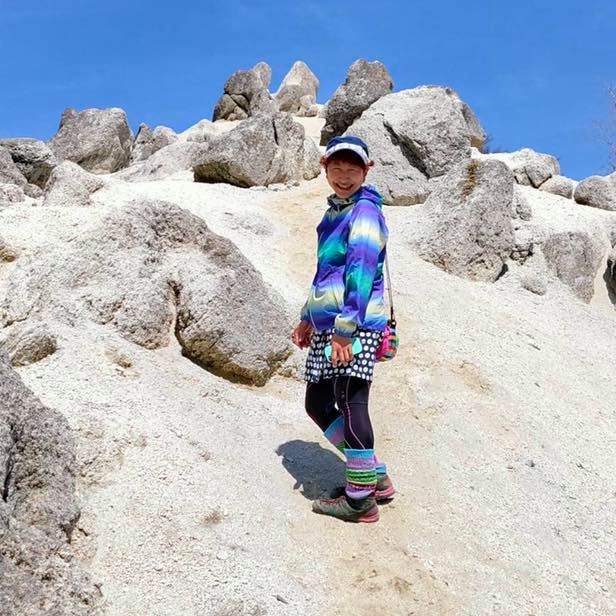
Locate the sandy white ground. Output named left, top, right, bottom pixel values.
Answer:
left=1, top=130, right=616, bottom=615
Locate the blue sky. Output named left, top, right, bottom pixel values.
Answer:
left=1, top=0, right=614, bottom=179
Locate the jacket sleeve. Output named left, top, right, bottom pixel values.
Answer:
left=334, top=202, right=386, bottom=338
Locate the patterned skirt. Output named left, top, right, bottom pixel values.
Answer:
left=304, top=328, right=384, bottom=383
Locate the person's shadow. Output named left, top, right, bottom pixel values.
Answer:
left=276, top=440, right=345, bottom=500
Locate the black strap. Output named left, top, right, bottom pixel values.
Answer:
left=384, top=252, right=395, bottom=321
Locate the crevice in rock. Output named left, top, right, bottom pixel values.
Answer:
left=168, top=279, right=181, bottom=343
left=383, top=121, right=428, bottom=177
left=495, top=262, right=509, bottom=281
left=272, top=118, right=280, bottom=146
left=2, top=453, right=14, bottom=502
left=603, top=262, right=616, bottom=307
left=2, top=425, right=17, bottom=503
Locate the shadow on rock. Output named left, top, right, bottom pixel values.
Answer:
left=603, top=262, right=616, bottom=307
left=276, top=439, right=345, bottom=500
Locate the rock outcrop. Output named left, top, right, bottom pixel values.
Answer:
left=119, top=141, right=209, bottom=182
left=417, top=158, right=516, bottom=281
left=347, top=86, right=476, bottom=205
left=574, top=174, right=616, bottom=211
left=0, top=234, right=18, bottom=262
left=179, top=119, right=231, bottom=143
left=0, top=183, right=26, bottom=204
left=542, top=230, right=606, bottom=302
left=194, top=113, right=320, bottom=187
left=0, top=200, right=291, bottom=385
left=0, top=321, right=58, bottom=366
left=129, top=124, right=178, bottom=164
left=477, top=148, right=560, bottom=188
left=275, top=61, right=319, bottom=117
left=0, top=138, right=58, bottom=188
left=213, top=64, right=277, bottom=121
left=539, top=174, right=576, bottom=199
left=0, top=350, right=103, bottom=615
left=252, top=61, right=272, bottom=90
left=49, top=107, right=133, bottom=174
left=320, top=59, right=393, bottom=146
left=43, top=161, right=105, bottom=207
left=0, top=146, right=27, bottom=187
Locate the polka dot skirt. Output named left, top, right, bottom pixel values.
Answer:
left=304, top=328, right=384, bottom=383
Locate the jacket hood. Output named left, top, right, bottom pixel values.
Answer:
left=327, top=184, right=384, bottom=210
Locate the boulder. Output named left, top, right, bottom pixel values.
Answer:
left=0, top=321, right=58, bottom=366
left=573, top=175, right=616, bottom=211
left=43, top=161, right=105, bottom=207
left=253, top=61, right=272, bottom=89
left=213, top=64, right=277, bottom=121
left=455, top=97, right=487, bottom=149
left=320, top=59, right=393, bottom=146
left=0, top=234, right=18, bottom=261
left=275, top=61, right=319, bottom=117
left=510, top=224, right=535, bottom=264
left=539, top=174, right=576, bottom=199
left=303, top=137, right=321, bottom=181
left=0, top=146, right=27, bottom=187
left=520, top=271, right=548, bottom=296
left=23, top=184, right=43, bottom=199
left=0, top=200, right=292, bottom=385
left=118, top=141, right=209, bottom=182
left=129, top=123, right=178, bottom=163
left=0, top=138, right=58, bottom=188
left=0, top=350, right=103, bottom=615
left=179, top=119, right=232, bottom=143
left=478, top=148, right=559, bottom=188
left=542, top=231, right=606, bottom=302
left=418, top=158, right=516, bottom=282
left=0, top=183, right=26, bottom=204
left=347, top=86, right=474, bottom=205
left=194, top=112, right=316, bottom=187
left=48, top=107, right=133, bottom=174
left=512, top=185, right=532, bottom=221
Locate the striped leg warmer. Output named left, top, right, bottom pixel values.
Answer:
left=323, top=416, right=346, bottom=453
left=375, top=455, right=387, bottom=477
left=324, top=418, right=388, bottom=480
left=345, top=448, right=377, bottom=500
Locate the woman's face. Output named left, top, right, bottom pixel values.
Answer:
left=324, top=158, right=368, bottom=199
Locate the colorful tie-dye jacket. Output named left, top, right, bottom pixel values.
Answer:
left=300, top=185, right=388, bottom=338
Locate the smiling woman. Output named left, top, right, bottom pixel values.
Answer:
left=320, top=135, right=374, bottom=199
left=291, top=135, right=396, bottom=524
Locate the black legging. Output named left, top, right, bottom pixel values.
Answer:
left=305, top=376, right=374, bottom=450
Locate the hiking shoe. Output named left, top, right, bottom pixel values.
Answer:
left=312, top=494, right=379, bottom=523
left=330, top=474, right=396, bottom=503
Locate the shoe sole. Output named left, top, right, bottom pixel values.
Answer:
left=376, top=486, right=396, bottom=502
left=312, top=504, right=380, bottom=523
left=354, top=508, right=380, bottom=523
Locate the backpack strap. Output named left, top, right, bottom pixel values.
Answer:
left=384, top=252, right=395, bottom=322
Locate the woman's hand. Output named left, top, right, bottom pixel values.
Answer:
left=331, top=334, right=354, bottom=367
left=292, top=321, right=313, bottom=349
